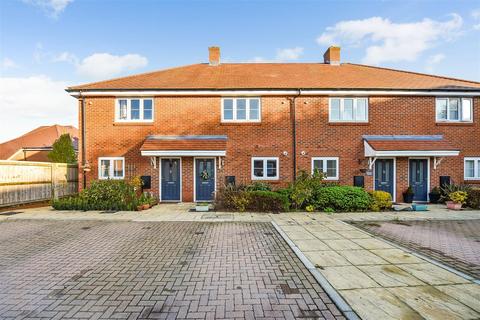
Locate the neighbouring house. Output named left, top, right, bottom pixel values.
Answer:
left=0, top=125, right=79, bottom=162
left=66, top=46, right=480, bottom=203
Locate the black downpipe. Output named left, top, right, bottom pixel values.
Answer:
left=290, top=90, right=301, bottom=181
left=80, top=92, right=87, bottom=189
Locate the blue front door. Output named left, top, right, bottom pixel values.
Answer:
left=375, top=159, right=394, bottom=199
left=409, top=159, right=428, bottom=202
left=195, top=158, right=215, bottom=201
left=161, top=159, right=180, bottom=201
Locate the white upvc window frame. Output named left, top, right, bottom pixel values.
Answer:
left=464, top=157, right=480, bottom=180
left=221, top=97, right=261, bottom=122
left=115, top=98, right=154, bottom=122
left=311, top=157, right=339, bottom=180
left=329, top=97, right=369, bottom=122
left=251, top=157, right=279, bottom=180
left=98, top=157, right=125, bottom=179
left=436, top=97, right=473, bottom=123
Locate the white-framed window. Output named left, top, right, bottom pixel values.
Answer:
left=222, top=98, right=261, bottom=122
left=98, top=157, right=125, bottom=179
left=464, top=157, right=480, bottom=180
left=115, top=98, right=154, bottom=122
left=311, top=157, right=339, bottom=180
left=329, top=98, right=368, bottom=122
left=251, top=157, right=279, bottom=180
left=436, top=98, right=473, bottom=122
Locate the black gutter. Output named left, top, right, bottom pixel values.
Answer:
left=289, top=90, right=301, bottom=181
left=80, top=91, right=87, bottom=189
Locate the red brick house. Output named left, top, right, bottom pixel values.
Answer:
left=67, top=46, right=480, bottom=203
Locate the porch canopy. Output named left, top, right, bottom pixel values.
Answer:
left=140, top=135, right=227, bottom=157
left=363, top=135, right=460, bottom=169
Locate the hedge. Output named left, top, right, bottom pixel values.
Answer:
left=314, top=186, right=372, bottom=212
left=467, top=188, right=480, bottom=209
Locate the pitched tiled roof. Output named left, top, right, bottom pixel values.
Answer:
left=140, top=135, right=227, bottom=151
left=68, top=63, right=480, bottom=91
left=0, top=125, right=79, bottom=160
left=364, top=135, right=458, bottom=151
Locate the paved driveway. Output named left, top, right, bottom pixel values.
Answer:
left=0, top=220, right=344, bottom=320
left=350, top=220, right=480, bottom=279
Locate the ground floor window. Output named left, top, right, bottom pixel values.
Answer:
left=98, top=157, right=125, bottom=179
left=464, top=157, right=480, bottom=180
left=311, top=157, right=339, bottom=180
left=251, top=157, right=279, bottom=180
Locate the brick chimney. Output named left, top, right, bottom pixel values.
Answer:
left=323, top=46, right=340, bottom=65
left=209, top=46, right=220, bottom=66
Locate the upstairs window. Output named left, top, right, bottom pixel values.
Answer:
left=116, top=98, right=154, bottom=122
left=222, top=98, right=261, bottom=122
left=436, top=98, right=472, bottom=122
left=311, top=157, right=339, bottom=180
left=464, top=157, right=480, bottom=180
left=329, top=98, right=368, bottom=122
left=99, top=157, right=125, bottom=179
left=251, top=157, right=279, bottom=180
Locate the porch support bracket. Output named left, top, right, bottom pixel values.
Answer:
left=433, top=157, right=444, bottom=170
left=150, top=156, right=157, bottom=169
left=368, top=157, right=377, bottom=170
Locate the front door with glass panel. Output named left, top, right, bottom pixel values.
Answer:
left=195, top=159, right=215, bottom=201
left=161, top=159, right=180, bottom=201
left=375, top=159, right=394, bottom=199
left=409, top=159, right=428, bottom=202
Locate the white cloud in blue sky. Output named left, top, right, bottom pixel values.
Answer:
left=21, top=0, right=73, bottom=18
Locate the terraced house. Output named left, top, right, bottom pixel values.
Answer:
left=67, top=46, right=480, bottom=203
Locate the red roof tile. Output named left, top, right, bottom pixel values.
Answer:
left=140, top=136, right=227, bottom=151
left=68, top=63, right=480, bottom=91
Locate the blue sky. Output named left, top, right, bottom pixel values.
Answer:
left=0, top=0, right=479, bottom=143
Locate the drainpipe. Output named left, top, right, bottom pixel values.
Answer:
left=80, top=91, right=87, bottom=189
left=289, top=89, right=301, bottom=181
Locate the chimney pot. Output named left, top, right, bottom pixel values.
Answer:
left=209, top=46, right=220, bottom=66
left=323, top=46, right=341, bottom=65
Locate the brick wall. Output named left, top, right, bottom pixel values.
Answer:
left=79, top=95, right=479, bottom=202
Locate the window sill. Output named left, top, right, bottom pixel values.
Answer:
left=113, top=122, right=154, bottom=126
left=436, top=122, right=474, bottom=126
left=328, top=122, right=369, bottom=126
left=464, top=179, right=480, bottom=184
left=221, top=122, right=262, bottom=126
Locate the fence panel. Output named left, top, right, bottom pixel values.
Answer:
left=0, top=161, right=78, bottom=207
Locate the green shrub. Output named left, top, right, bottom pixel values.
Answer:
left=289, top=170, right=326, bottom=209
left=440, top=183, right=471, bottom=202
left=467, top=188, right=480, bottom=209
left=449, top=191, right=468, bottom=205
left=215, top=184, right=250, bottom=212
left=245, top=182, right=272, bottom=192
left=314, top=186, right=372, bottom=212
left=369, top=190, right=392, bottom=212
left=246, top=191, right=290, bottom=213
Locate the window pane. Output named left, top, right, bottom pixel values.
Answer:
left=436, top=99, right=447, bottom=120
left=449, top=99, right=459, bottom=120
left=223, top=99, right=233, bottom=120
left=100, top=160, right=110, bottom=178
left=330, top=99, right=341, bottom=120
left=143, top=99, right=153, bottom=120
left=343, top=99, right=354, bottom=120
left=131, top=99, right=140, bottom=120
left=326, top=160, right=337, bottom=178
left=119, top=100, right=128, bottom=120
left=313, top=160, right=324, bottom=172
left=237, top=99, right=247, bottom=120
left=462, top=99, right=472, bottom=121
left=253, top=160, right=264, bottom=177
left=113, top=160, right=123, bottom=177
left=356, top=99, right=367, bottom=121
left=249, top=99, right=259, bottom=120
left=465, top=160, right=475, bottom=178
left=266, top=160, right=277, bottom=177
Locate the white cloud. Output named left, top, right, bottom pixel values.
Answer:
left=76, top=53, right=148, bottom=79
left=22, top=0, right=73, bottom=18
left=0, top=75, right=76, bottom=143
left=275, top=47, right=304, bottom=61
left=472, top=9, right=480, bottom=20
left=425, top=53, right=445, bottom=73
left=2, top=58, right=18, bottom=69
left=53, top=51, right=78, bottom=65
left=317, top=14, right=463, bottom=65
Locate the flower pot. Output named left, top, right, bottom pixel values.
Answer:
left=142, top=204, right=150, bottom=210
left=403, top=192, right=414, bottom=203
left=428, top=192, right=441, bottom=204
left=137, top=205, right=143, bottom=211
left=195, top=205, right=209, bottom=212
left=446, top=201, right=462, bottom=210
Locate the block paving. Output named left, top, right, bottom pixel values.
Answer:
left=0, top=220, right=345, bottom=319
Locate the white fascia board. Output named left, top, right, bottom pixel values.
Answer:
left=141, top=150, right=226, bottom=157
left=69, top=89, right=480, bottom=97
left=366, top=150, right=460, bottom=157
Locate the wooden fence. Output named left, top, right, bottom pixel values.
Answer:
left=0, top=160, right=78, bottom=207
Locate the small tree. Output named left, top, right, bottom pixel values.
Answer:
left=48, top=133, right=77, bottom=163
